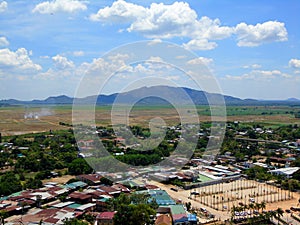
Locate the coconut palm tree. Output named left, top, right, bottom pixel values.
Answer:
left=260, top=201, right=266, bottom=213
left=231, top=205, right=238, bottom=221
left=249, top=203, right=254, bottom=218
left=275, top=207, right=284, bottom=225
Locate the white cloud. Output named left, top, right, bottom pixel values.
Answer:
left=147, top=39, right=162, bottom=46
left=90, top=1, right=288, bottom=50
left=52, top=54, right=74, bottom=69
left=0, top=48, right=42, bottom=72
left=235, top=21, right=288, bottom=47
left=187, top=57, right=213, bottom=66
left=243, top=64, right=261, bottom=69
left=183, top=39, right=217, bottom=51
left=148, top=56, right=163, bottom=62
left=33, top=0, right=87, bottom=14
left=90, top=1, right=232, bottom=50
left=0, top=36, right=9, bottom=47
left=289, top=58, right=300, bottom=68
left=73, top=50, right=84, bottom=56
left=0, top=1, right=7, bottom=13
left=90, top=0, right=146, bottom=23
left=224, top=69, right=291, bottom=81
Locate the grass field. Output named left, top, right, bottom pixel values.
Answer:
left=0, top=105, right=299, bottom=136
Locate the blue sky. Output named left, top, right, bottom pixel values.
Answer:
left=0, top=0, right=299, bottom=100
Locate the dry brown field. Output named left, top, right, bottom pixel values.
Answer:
left=0, top=105, right=299, bottom=136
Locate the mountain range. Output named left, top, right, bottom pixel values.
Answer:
left=0, top=86, right=299, bottom=106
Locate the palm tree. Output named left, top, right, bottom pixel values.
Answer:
left=231, top=205, right=238, bottom=221
left=254, top=202, right=261, bottom=215
left=275, top=207, right=284, bottom=225
left=260, top=201, right=266, bottom=213
left=249, top=203, right=254, bottom=218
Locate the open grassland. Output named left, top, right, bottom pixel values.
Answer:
left=0, top=105, right=299, bottom=136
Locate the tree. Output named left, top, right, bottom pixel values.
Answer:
left=0, top=211, right=8, bottom=225
left=63, top=218, right=88, bottom=225
left=113, top=204, right=156, bottom=225
left=0, top=172, right=22, bottom=196
left=25, top=177, right=43, bottom=189
left=100, top=177, right=113, bottom=186
left=68, top=158, right=93, bottom=175
left=185, top=202, right=192, bottom=211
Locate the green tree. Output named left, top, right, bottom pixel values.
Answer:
left=0, top=211, right=8, bottom=225
left=62, top=218, right=88, bottom=225
left=0, top=172, right=22, bottom=196
left=68, top=158, right=93, bottom=175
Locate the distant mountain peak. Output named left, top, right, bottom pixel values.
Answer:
left=0, top=86, right=299, bottom=106
left=286, top=97, right=300, bottom=101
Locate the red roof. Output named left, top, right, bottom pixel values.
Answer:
left=77, top=174, right=102, bottom=183
left=155, top=214, right=172, bottom=225
left=44, top=217, right=60, bottom=224
left=97, top=186, right=119, bottom=194
left=69, top=192, right=91, bottom=200
left=112, top=183, right=130, bottom=192
left=3, top=206, right=19, bottom=212
left=97, top=211, right=116, bottom=220
left=145, top=184, right=160, bottom=190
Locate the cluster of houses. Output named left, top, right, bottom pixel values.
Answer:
left=0, top=173, right=197, bottom=225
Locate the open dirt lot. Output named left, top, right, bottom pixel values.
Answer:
left=146, top=179, right=300, bottom=222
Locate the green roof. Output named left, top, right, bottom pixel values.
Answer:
left=68, top=203, right=82, bottom=209
left=169, top=204, right=186, bottom=215
left=65, top=181, right=87, bottom=189
left=198, top=174, right=213, bottom=182
left=8, top=191, right=24, bottom=197
left=148, top=190, right=176, bottom=206
left=119, top=180, right=139, bottom=188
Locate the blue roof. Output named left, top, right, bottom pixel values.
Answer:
left=65, top=181, right=87, bottom=189
left=188, top=213, right=197, bottom=221
left=148, top=190, right=176, bottom=206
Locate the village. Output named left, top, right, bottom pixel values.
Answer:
left=0, top=122, right=300, bottom=224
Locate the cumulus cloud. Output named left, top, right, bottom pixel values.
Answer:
left=73, top=50, right=84, bottom=56
left=33, top=0, right=87, bottom=14
left=183, top=39, right=217, bottom=51
left=52, top=54, right=74, bottom=69
left=90, top=0, right=146, bottom=23
left=0, top=1, right=7, bottom=13
left=0, top=48, right=42, bottom=72
left=90, top=1, right=288, bottom=50
left=235, top=21, right=288, bottom=47
left=243, top=64, right=262, bottom=69
left=0, top=36, right=9, bottom=47
left=289, top=58, right=300, bottom=68
left=187, top=57, right=213, bottom=66
left=224, top=69, right=291, bottom=81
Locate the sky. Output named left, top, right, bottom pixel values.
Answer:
left=0, top=0, right=299, bottom=100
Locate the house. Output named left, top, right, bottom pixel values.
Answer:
left=112, top=183, right=131, bottom=193
left=155, top=214, right=172, bottom=225
left=65, top=181, right=88, bottom=190
left=97, top=211, right=116, bottom=225
left=76, top=174, right=102, bottom=185
left=187, top=213, right=197, bottom=225
left=169, top=205, right=188, bottom=225
left=75, top=203, right=96, bottom=212
left=269, top=167, right=300, bottom=179
left=97, top=185, right=121, bottom=197
left=68, top=192, right=92, bottom=204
